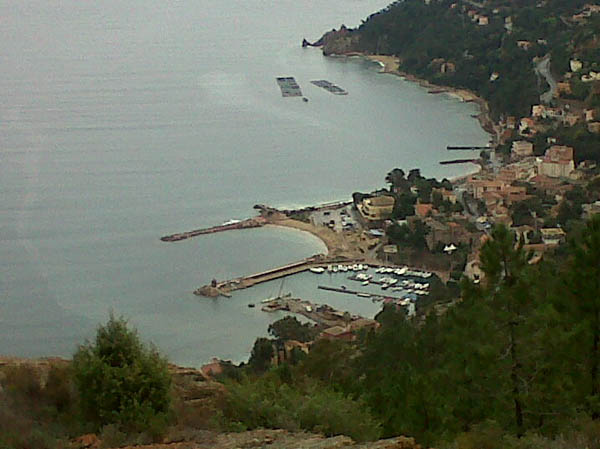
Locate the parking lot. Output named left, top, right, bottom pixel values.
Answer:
left=311, top=205, right=360, bottom=232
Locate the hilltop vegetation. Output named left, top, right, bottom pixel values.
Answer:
left=322, top=0, right=600, bottom=121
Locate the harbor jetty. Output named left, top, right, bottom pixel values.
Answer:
left=160, top=217, right=267, bottom=242
left=439, top=158, right=478, bottom=165
left=447, top=145, right=490, bottom=150
left=195, top=256, right=372, bottom=297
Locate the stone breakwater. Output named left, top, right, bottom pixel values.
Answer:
left=160, top=217, right=267, bottom=242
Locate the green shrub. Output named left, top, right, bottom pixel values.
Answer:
left=72, top=314, right=172, bottom=434
left=2, top=365, right=41, bottom=400
left=99, top=424, right=127, bottom=449
left=223, top=376, right=381, bottom=442
left=44, top=365, right=74, bottom=413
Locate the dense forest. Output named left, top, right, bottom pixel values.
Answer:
left=338, top=0, right=600, bottom=120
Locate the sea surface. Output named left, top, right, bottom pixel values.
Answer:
left=1, top=0, right=488, bottom=366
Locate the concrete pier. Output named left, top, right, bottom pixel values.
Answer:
left=194, top=256, right=372, bottom=297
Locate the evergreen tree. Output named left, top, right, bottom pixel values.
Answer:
left=72, top=314, right=171, bottom=433
left=561, top=215, right=600, bottom=417
left=478, top=225, right=534, bottom=435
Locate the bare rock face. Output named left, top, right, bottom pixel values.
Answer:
left=322, top=34, right=360, bottom=56
left=305, top=25, right=360, bottom=56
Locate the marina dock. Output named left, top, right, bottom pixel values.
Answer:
left=195, top=256, right=370, bottom=297
left=318, top=285, right=404, bottom=301
left=447, top=146, right=490, bottom=150
left=276, top=77, right=303, bottom=97
left=161, top=217, right=267, bottom=242
left=439, top=158, right=478, bottom=165
left=261, top=296, right=379, bottom=330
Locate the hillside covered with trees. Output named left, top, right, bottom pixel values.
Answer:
left=321, top=0, right=600, bottom=122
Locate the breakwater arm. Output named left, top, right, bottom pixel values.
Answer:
left=160, top=217, right=267, bottom=242
left=447, top=146, right=490, bottom=150
left=439, top=159, right=478, bottom=165
left=195, top=256, right=371, bottom=297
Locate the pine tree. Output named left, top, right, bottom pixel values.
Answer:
left=562, top=215, right=600, bottom=418
left=478, top=225, right=534, bottom=435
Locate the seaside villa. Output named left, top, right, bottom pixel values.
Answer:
left=358, top=195, right=396, bottom=223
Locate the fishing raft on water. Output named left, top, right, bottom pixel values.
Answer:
left=310, top=80, right=348, bottom=95
left=276, top=77, right=303, bottom=97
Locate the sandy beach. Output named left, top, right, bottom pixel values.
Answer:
left=265, top=217, right=377, bottom=261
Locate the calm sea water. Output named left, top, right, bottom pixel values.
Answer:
left=1, top=0, right=488, bottom=366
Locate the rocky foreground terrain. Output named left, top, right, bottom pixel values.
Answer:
left=0, top=357, right=424, bottom=449
left=73, top=429, right=422, bottom=449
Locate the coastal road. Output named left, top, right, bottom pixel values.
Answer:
left=536, top=56, right=558, bottom=104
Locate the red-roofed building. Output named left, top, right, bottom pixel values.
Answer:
left=536, top=145, right=575, bottom=178
left=415, top=203, right=434, bottom=218
left=320, top=326, right=354, bottom=341
left=519, top=117, right=537, bottom=135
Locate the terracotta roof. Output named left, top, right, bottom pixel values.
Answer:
left=322, top=326, right=351, bottom=337
left=415, top=203, right=434, bottom=217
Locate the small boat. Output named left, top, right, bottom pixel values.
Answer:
left=357, top=293, right=371, bottom=298
left=302, top=97, right=309, bottom=102
left=310, top=267, right=325, bottom=274
left=361, top=280, right=370, bottom=286
left=222, top=219, right=241, bottom=226
left=305, top=305, right=312, bottom=312
left=248, top=303, right=255, bottom=308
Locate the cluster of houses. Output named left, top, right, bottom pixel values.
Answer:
left=351, top=118, right=598, bottom=279
left=571, top=3, right=600, bottom=23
